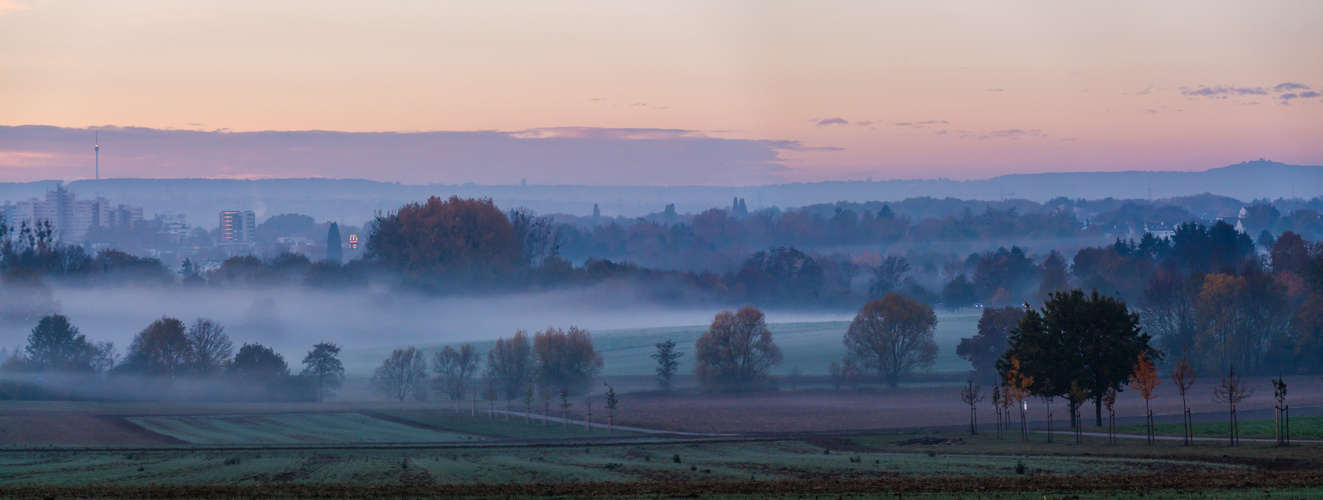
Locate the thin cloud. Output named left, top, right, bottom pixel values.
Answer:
left=1273, top=82, right=1310, bottom=92
left=816, top=117, right=849, bottom=127
left=1179, top=85, right=1268, bottom=98
left=0, top=125, right=795, bottom=185
left=894, top=120, right=948, bottom=129
left=988, top=88, right=1004, bottom=92
left=854, top=120, right=873, bottom=126
left=988, top=129, right=1045, bottom=139
left=1300, top=91, right=1321, bottom=98
left=761, top=140, right=843, bottom=152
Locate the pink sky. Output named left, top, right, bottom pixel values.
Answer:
left=1, top=1, right=1320, bottom=184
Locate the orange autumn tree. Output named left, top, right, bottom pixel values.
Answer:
left=1129, top=352, right=1161, bottom=445
left=1001, top=357, right=1034, bottom=442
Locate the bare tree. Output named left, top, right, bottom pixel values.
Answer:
left=522, top=388, right=534, bottom=424
left=694, top=306, right=782, bottom=391
left=960, top=379, right=984, bottom=435
left=1170, top=353, right=1198, bottom=445
left=843, top=294, right=938, bottom=387
left=486, top=330, right=533, bottom=409
left=558, top=390, right=572, bottom=429
left=1212, top=366, right=1251, bottom=447
left=187, top=318, right=233, bottom=374
left=433, top=344, right=481, bottom=411
left=1272, top=376, right=1288, bottom=446
left=868, top=255, right=910, bottom=298
left=371, top=347, right=428, bottom=401
left=786, top=366, right=803, bottom=391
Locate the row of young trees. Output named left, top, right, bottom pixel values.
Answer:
left=0, top=314, right=344, bottom=402
left=369, top=326, right=604, bottom=406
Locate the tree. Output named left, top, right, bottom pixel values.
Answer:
left=956, top=306, right=1025, bottom=383
left=1170, top=353, right=1198, bottom=445
left=844, top=294, right=938, bottom=387
left=372, top=347, right=428, bottom=401
left=604, top=383, right=619, bottom=432
left=1212, top=365, right=1251, bottom=446
left=187, top=319, right=232, bottom=374
left=558, top=390, right=572, bottom=428
left=785, top=366, right=803, bottom=391
left=325, top=222, right=344, bottom=263
left=486, top=330, right=533, bottom=402
left=1002, top=357, right=1034, bottom=441
left=228, top=343, right=291, bottom=400
left=1272, top=376, right=1289, bottom=446
left=1037, top=250, right=1071, bottom=302
left=25, top=314, right=98, bottom=372
left=693, top=306, right=783, bottom=391
left=366, top=196, right=520, bottom=282
left=1138, top=270, right=1198, bottom=362
left=533, top=326, right=603, bottom=396
left=999, top=289, right=1158, bottom=427
left=942, top=274, right=977, bottom=310
left=1195, top=271, right=1292, bottom=375
left=301, top=342, right=345, bottom=402
left=960, top=379, right=984, bottom=435
left=433, top=344, right=481, bottom=407
left=868, top=255, right=910, bottom=298
left=650, top=339, right=684, bottom=390
left=118, top=317, right=193, bottom=378
left=1128, top=352, right=1161, bottom=445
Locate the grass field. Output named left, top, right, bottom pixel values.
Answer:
left=372, top=408, right=645, bottom=439
left=0, top=434, right=1247, bottom=486
left=127, top=412, right=482, bottom=445
left=1113, top=415, right=1323, bottom=441
left=342, top=314, right=981, bottom=378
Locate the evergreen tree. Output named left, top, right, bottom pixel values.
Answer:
left=326, top=222, right=343, bottom=263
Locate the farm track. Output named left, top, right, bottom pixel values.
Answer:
left=1, top=470, right=1322, bottom=498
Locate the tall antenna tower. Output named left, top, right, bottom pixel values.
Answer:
left=94, top=132, right=100, bottom=181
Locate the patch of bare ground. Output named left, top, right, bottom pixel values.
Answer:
left=0, top=415, right=184, bottom=446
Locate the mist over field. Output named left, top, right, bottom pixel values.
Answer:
left=1, top=284, right=857, bottom=377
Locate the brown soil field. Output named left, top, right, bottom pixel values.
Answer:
left=1, top=375, right=1319, bottom=445
left=1, top=470, right=1321, bottom=498
left=611, top=375, right=1323, bottom=434
left=0, top=414, right=183, bottom=447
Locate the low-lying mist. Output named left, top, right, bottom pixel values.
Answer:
left=4, top=283, right=853, bottom=376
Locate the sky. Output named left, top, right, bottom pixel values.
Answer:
left=1, top=0, right=1321, bottom=185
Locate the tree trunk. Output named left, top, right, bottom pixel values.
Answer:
left=1095, top=397, right=1103, bottom=427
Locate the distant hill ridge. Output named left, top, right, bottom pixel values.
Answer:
left=0, top=160, right=1317, bottom=227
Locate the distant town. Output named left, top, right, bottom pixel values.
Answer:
left=1, top=184, right=365, bottom=274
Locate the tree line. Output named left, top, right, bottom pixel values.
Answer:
left=0, top=314, right=344, bottom=402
